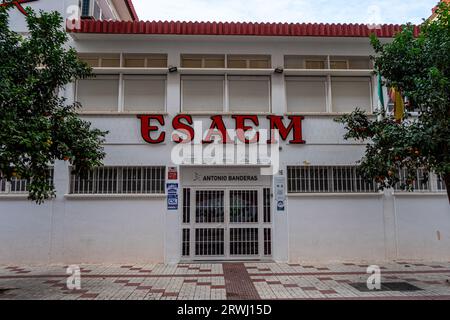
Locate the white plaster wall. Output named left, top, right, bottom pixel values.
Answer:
left=59, top=199, right=165, bottom=264
left=0, top=200, right=54, bottom=264
left=395, top=195, right=450, bottom=261
left=286, top=194, right=450, bottom=263
left=0, top=198, right=165, bottom=264
left=287, top=196, right=386, bottom=263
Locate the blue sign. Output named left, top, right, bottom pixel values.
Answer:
left=166, top=183, right=179, bottom=210
left=168, top=194, right=179, bottom=210
left=167, top=183, right=178, bottom=194
left=277, top=200, right=285, bottom=212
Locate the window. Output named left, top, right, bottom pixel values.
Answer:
left=263, top=188, right=271, bottom=223
left=264, top=228, right=272, bottom=256
left=78, top=54, right=120, bottom=68
left=123, top=75, right=166, bottom=112
left=123, top=54, right=167, bottom=68
left=181, top=76, right=224, bottom=112
left=227, top=55, right=271, bottom=69
left=76, top=75, right=119, bottom=111
left=69, top=166, right=166, bottom=195
left=81, top=0, right=91, bottom=17
left=181, top=54, right=225, bottom=68
left=330, top=56, right=372, bottom=70
left=395, top=168, right=430, bottom=192
left=81, top=0, right=102, bottom=19
left=305, top=60, right=326, bottom=69
left=228, top=76, right=271, bottom=112
left=0, top=169, right=54, bottom=195
left=437, top=175, right=447, bottom=191
left=284, top=55, right=327, bottom=69
left=331, top=77, right=372, bottom=113
left=287, top=166, right=377, bottom=193
left=286, top=77, right=327, bottom=113
left=79, top=54, right=168, bottom=68
left=182, top=229, right=190, bottom=257
left=330, top=60, right=348, bottom=69
left=285, top=55, right=372, bottom=70
left=183, top=188, right=191, bottom=224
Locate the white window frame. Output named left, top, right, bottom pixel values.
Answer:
left=0, top=168, right=54, bottom=195
left=285, top=76, right=374, bottom=114
left=122, top=75, right=167, bottom=112
left=330, top=76, right=374, bottom=114
left=69, top=166, right=166, bottom=195
left=227, top=75, right=272, bottom=113
left=75, top=74, right=168, bottom=113
left=180, top=75, right=226, bottom=113
left=180, top=75, right=271, bottom=114
left=285, top=76, right=328, bottom=114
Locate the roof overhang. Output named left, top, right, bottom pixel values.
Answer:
left=68, top=20, right=420, bottom=39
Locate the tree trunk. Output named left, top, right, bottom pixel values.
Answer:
left=445, top=174, right=450, bottom=204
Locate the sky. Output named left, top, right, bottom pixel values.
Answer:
left=132, top=0, right=438, bottom=25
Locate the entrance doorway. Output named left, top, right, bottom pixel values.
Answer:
left=181, top=187, right=272, bottom=261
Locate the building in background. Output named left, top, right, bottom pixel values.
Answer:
left=0, top=0, right=449, bottom=265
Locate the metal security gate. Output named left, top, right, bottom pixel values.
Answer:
left=181, top=188, right=272, bottom=261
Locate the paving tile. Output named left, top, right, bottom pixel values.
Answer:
left=1, top=262, right=450, bottom=300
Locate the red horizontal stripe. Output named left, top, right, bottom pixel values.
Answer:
left=70, top=19, right=420, bottom=38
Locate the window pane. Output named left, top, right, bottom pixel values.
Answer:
left=81, top=57, right=100, bottom=67
left=182, top=76, right=224, bottom=112
left=331, top=77, right=372, bottom=113
left=285, top=55, right=327, bottom=69
left=286, top=77, right=327, bottom=112
left=182, top=58, right=202, bottom=68
left=287, top=166, right=376, bottom=193
left=284, top=56, right=304, bottom=69
left=181, top=55, right=225, bottom=68
left=330, top=56, right=372, bottom=69
left=77, top=76, right=119, bottom=111
left=123, top=76, right=166, bottom=112
left=228, top=59, right=247, bottom=68
left=249, top=59, right=270, bottom=69
left=305, top=60, right=326, bottom=69
left=70, top=166, right=165, bottom=194
left=227, top=55, right=271, bottom=69
left=147, top=57, right=167, bottom=68
left=330, top=60, right=348, bottom=69
left=205, top=58, right=225, bottom=68
left=146, top=55, right=168, bottom=68
left=123, top=54, right=168, bottom=68
left=124, top=58, right=145, bottom=67
left=101, top=57, right=120, bottom=67
left=228, top=76, right=270, bottom=112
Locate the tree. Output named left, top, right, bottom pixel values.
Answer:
left=336, top=2, right=450, bottom=203
left=0, top=6, right=107, bottom=203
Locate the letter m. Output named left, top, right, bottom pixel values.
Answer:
left=267, top=115, right=305, bottom=144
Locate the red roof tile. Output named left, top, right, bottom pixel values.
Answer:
left=70, top=20, right=420, bottom=38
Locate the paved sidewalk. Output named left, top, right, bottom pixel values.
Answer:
left=1, top=261, right=450, bottom=300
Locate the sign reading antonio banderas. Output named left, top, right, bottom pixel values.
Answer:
left=166, top=183, right=179, bottom=210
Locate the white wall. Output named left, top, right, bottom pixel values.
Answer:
left=395, top=195, right=450, bottom=261
left=0, top=198, right=165, bottom=265
left=287, top=196, right=386, bottom=263
left=287, top=194, right=450, bottom=263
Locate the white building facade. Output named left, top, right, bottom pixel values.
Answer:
left=1, top=0, right=449, bottom=265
